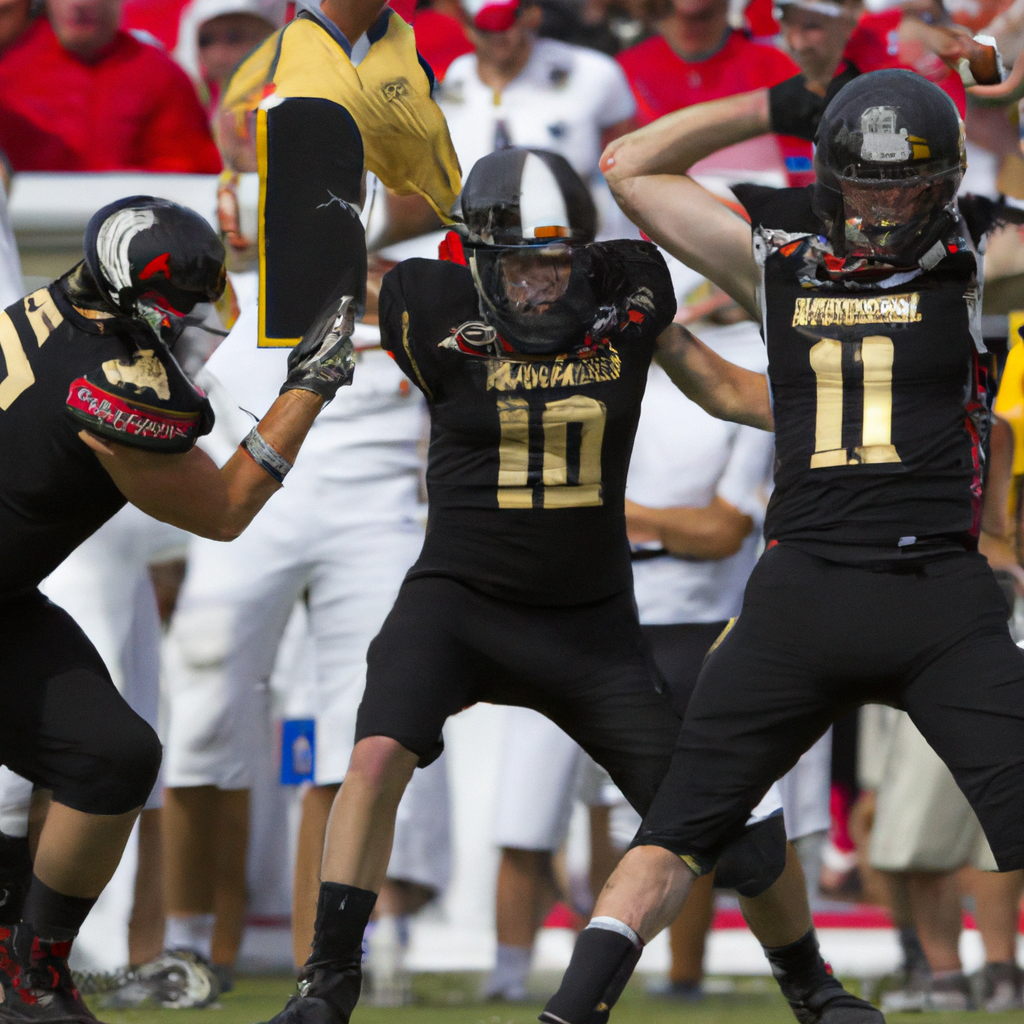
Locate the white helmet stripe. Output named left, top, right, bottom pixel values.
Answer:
left=96, top=207, right=156, bottom=296
left=519, top=152, right=570, bottom=239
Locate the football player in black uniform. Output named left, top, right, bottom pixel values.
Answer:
left=542, top=68, right=1024, bottom=1024
left=262, top=147, right=881, bottom=1024
left=0, top=195, right=353, bottom=1024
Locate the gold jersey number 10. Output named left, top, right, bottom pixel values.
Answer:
left=497, top=394, right=607, bottom=508
left=809, top=335, right=901, bottom=468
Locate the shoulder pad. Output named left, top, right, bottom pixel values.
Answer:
left=591, top=240, right=677, bottom=336
left=732, top=184, right=820, bottom=235
left=65, top=345, right=215, bottom=453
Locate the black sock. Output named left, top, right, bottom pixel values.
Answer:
left=764, top=928, right=836, bottom=1004
left=22, top=875, right=96, bottom=943
left=0, top=833, right=31, bottom=926
left=308, top=882, right=377, bottom=964
left=898, top=926, right=929, bottom=976
left=542, top=923, right=642, bottom=1024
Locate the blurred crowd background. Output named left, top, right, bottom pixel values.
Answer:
left=2, top=0, right=1024, bottom=1013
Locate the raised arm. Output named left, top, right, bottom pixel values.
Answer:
left=80, top=296, right=355, bottom=541
left=600, top=91, right=770, bottom=319
left=654, top=323, right=772, bottom=432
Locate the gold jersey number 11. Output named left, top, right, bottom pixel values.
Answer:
left=809, top=335, right=901, bottom=468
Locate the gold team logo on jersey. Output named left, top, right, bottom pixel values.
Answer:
left=486, top=347, right=622, bottom=391
left=792, top=292, right=922, bottom=328
left=102, top=350, right=171, bottom=401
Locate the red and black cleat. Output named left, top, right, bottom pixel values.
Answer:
left=0, top=924, right=100, bottom=1024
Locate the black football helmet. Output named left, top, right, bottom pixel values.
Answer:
left=83, top=196, right=226, bottom=343
left=812, top=69, right=965, bottom=267
left=456, top=147, right=602, bottom=355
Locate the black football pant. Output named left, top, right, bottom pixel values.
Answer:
left=358, top=576, right=678, bottom=815
left=356, top=576, right=785, bottom=895
left=0, top=590, right=161, bottom=815
left=636, top=544, right=1024, bottom=873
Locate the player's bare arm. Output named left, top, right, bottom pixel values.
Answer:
left=654, top=323, right=773, bottom=431
left=600, top=92, right=768, bottom=318
left=80, top=388, right=321, bottom=542
left=625, top=496, right=753, bottom=560
left=80, top=292, right=355, bottom=541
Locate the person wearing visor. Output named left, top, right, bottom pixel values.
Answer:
left=0, top=195, right=353, bottom=1024
left=539, top=67, right=1024, bottom=1024
left=256, top=145, right=881, bottom=1024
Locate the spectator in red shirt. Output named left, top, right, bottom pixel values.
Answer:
left=617, top=0, right=813, bottom=185
left=0, top=0, right=222, bottom=172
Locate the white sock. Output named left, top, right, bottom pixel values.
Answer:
left=485, top=944, right=531, bottom=997
left=164, top=913, right=215, bottom=960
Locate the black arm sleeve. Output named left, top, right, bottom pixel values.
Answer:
left=260, top=96, right=368, bottom=345
left=379, top=264, right=438, bottom=401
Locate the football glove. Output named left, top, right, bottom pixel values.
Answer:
left=280, top=294, right=357, bottom=403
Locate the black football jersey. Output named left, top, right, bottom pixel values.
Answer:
left=735, top=184, right=987, bottom=560
left=379, top=240, right=676, bottom=605
left=0, top=281, right=211, bottom=598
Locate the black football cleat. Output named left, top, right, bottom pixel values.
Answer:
left=785, top=975, right=886, bottom=1024
left=0, top=924, right=100, bottom=1024
left=261, top=955, right=363, bottom=1024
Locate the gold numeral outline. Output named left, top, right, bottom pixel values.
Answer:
left=809, top=335, right=900, bottom=468
left=497, top=395, right=607, bottom=508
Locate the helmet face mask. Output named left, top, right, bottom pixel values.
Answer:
left=832, top=168, right=961, bottom=262
left=498, top=244, right=573, bottom=316
left=468, top=240, right=603, bottom=355
left=812, top=70, right=965, bottom=268
left=456, top=147, right=602, bottom=355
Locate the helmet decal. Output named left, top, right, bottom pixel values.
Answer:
left=95, top=207, right=155, bottom=299
left=139, top=252, right=172, bottom=281
left=859, top=107, right=911, bottom=163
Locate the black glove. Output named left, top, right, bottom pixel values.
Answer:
left=767, top=65, right=861, bottom=141
left=280, top=294, right=356, bottom=403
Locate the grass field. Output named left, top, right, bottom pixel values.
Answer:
left=90, top=973, right=1024, bottom=1024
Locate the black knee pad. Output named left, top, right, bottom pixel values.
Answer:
left=713, top=813, right=787, bottom=897
left=53, top=706, right=162, bottom=815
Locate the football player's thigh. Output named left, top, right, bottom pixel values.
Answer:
left=899, top=556, right=1024, bottom=871
left=0, top=592, right=153, bottom=806
left=357, top=577, right=486, bottom=767
left=493, top=708, right=586, bottom=851
left=531, top=593, right=680, bottom=818
left=163, top=532, right=306, bottom=790
left=642, top=621, right=730, bottom=718
left=636, top=590, right=833, bottom=862
left=307, top=519, right=424, bottom=785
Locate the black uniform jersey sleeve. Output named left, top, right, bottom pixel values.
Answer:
left=65, top=342, right=214, bottom=454
left=260, top=96, right=368, bottom=346
left=595, top=239, right=677, bottom=339
left=379, top=260, right=442, bottom=400
left=732, top=183, right=820, bottom=233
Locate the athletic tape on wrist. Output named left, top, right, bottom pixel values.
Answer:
left=241, top=426, right=292, bottom=484
left=587, top=916, right=641, bottom=948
